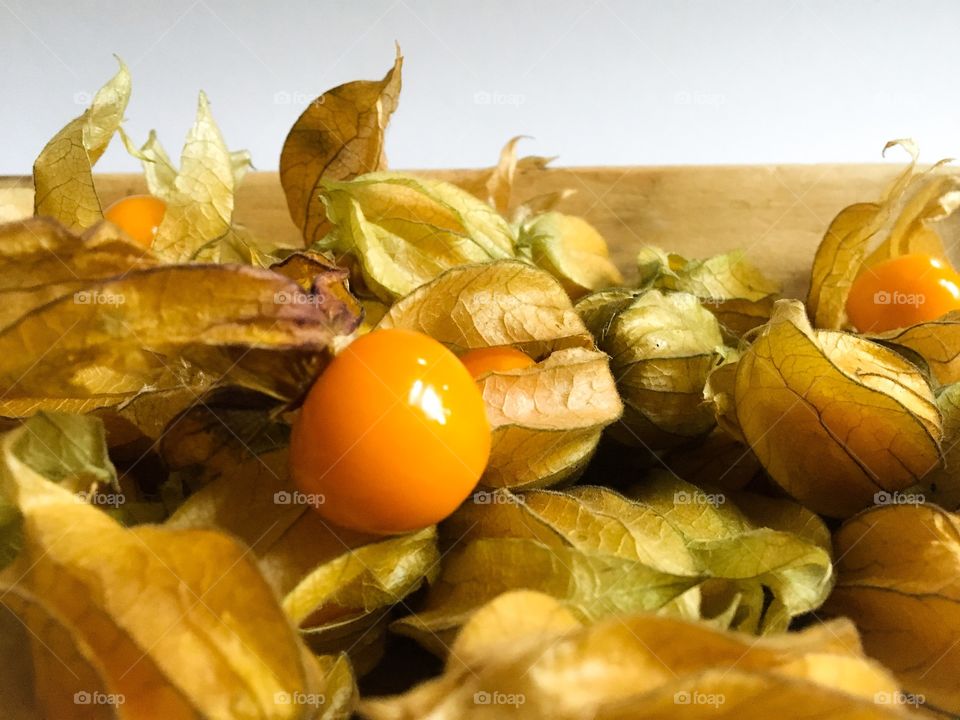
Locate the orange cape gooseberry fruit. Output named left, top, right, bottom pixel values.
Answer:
left=458, top=346, right=535, bottom=378
left=846, top=254, right=960, bottom=333
left=289, top=329, right=491, bottom=535
left=103, top=194, right=166, bottom=248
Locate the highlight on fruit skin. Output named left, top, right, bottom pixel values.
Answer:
left=846, top=253, right=960, bottom=332
left=103, top=194, right=167, bottom=248
left=289, top=328, right=491, bottom=535
left=459, top=346, right=536, bottom=378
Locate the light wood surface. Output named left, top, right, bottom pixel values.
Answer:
left=0, top=164, right=907, bottom=298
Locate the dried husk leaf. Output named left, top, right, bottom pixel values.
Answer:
left=379, top=260, right=588, bottom=355
left=308, top=653, right=358, bottom=720
left=33, top=57, right=130, bottom=231
left=368, top=591, right=906, bottom=720
left=166, top=416, right=438, bottom=675
left=0, top=260, right=356, bottom=434
left=379, top=261, right=621, bottom=488
left=520, top=212, right=623, bottom=299
left=0, top=414, right=341, bottom=719
left=873, top=312, right=960, bottom=386
left=483, top=135, right=527, bottom=214
left=393, top=478, right=832, bottom=652
left=637, top=245, right=780, bottom=339
left=658, top=428, right=761, bottom=493
left=577, top=288, right=728, bottom=450
left=474, top=135, right=560, bottom=217
left=124, top=92, right=263, bottom=263
left=735, top=299, right=942, bottom=517
left=457, top=136, right=559, bottom=220
left=0, top=217, right=156, bottom=330
left=318, top=173, right=517, bottom=301
left=915, top=383, right=960, bottom=510
left=807, top=140, right=960, bottom=329
left=0, top=412, right=117, bottom=568
left=703, top=353, right=745, bottom=443
left=824, top=503, right=960, bottom=715
left=285, top=528, right=439, bottom=663
left=269, top=251, right=365, bottom=334
left=444, top=590, right=582, bottom=673
left=280, top=49, right=402, bottom=245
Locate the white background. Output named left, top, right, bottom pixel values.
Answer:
left=2, top=0, right=959, bottom=173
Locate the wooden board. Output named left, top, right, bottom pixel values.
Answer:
left=0, top=164, right=906, bottom=298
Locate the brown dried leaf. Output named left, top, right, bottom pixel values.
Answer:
left=0, top=260, right=354, bottom=429
left=280, top=49, right=402, bottom=245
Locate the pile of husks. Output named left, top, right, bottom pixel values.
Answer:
left=2, top=51, right=960, bottom=719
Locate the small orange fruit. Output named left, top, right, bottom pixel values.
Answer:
left=459, top=346, right=536, bottom=378
left=290, top=329, right=491, bottom=534
left=846, top=254, right=960, bottom=333
left=103, top=194, right=166, bottom=248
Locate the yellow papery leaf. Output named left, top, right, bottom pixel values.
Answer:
left=33, top=57, right=131, bottom=231
left=319, top=173, right=516, bottom=301
left=0, top=414, right=346, bottom=719
left=735, top=299, right=942, bottom=517
left=825, top=503, right=960, bottom=715
left=394, top=479, right=832, bottom=652
left=521, top=212, right=623, bottom=299
left=578, top=288, right=728, bottom=450
left=369, top=594, right=903, bottom=720
left=807, top=140, right=960, bottom=330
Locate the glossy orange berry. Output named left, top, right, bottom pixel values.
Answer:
left=459, top=346, right=536, bottom=378
left=103, top=194, right=166, bottom=248
left=289, top=329, right=491, bottom=534
left=846, top=254, right=960, bottom=332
